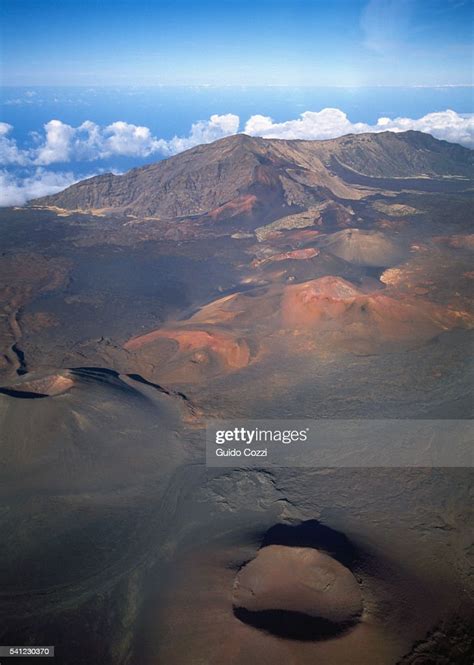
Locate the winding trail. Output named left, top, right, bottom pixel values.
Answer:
left=3, top=305, right=26, bottom=376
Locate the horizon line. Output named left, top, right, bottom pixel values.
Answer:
left=2, top=83, right=474, bottom=89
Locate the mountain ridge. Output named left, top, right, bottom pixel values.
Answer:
left=31, top=130, right=472, bottom=219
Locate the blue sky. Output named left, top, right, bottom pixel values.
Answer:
left=1, top=0, right=473, bottom=87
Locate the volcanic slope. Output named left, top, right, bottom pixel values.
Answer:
left=32, top=131, right=473, bottom=222
left=0, top=367, right=192, bottom=662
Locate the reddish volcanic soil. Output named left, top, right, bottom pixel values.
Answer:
left=280, top=276, right=472, bottom=344
left=124, top=326, right=252, bottom=382
left=208, top=194, right=258, bottom=221
left=252, top=247, right=320, bottom=267
left=120, top=273, right=473, bottom=386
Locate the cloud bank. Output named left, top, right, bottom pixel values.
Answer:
left=0, top=169, right=80, bottom=207
left=244, top=108, right=474, bottom=147
left=1, top=108, right=472, bottom=206
left=0, top=114, right=240, bottom=166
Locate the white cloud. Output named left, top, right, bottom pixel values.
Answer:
left=102, top=120, right=164, bottom=157
left=0, top=168, right=79, bottom=206
left=244, top=108, right=474, bottom=147
left=36, top=119, right=76, bottom=165
left=0, top=123, right=31, bottom=165
left=244, top=108, right=370, bottom=140
left=372, top=109, right=474, bottom=147
left=164, top=113, right=240, bottom=155
left=0, top=114, right=239, bottom=167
